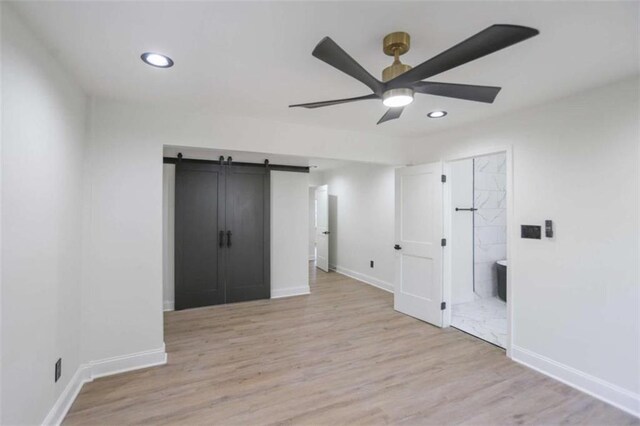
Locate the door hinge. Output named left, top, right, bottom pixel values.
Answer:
left=441, top=302, right=446, bottom=310
left=441, top=238, right=447, bottom=247
left=441, top=174, right=447, bottom=183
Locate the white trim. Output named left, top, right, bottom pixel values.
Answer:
left=442, top=160, right=452, bottom=328
left=308, top=255, right=316, bottom=261
left=89, top=345, right=167, bottom=379
left=331, top=265, right=394, bottom=293
left=271, top=286, right=310, bottom=299
left=163, top=300, right=175, bottom=311
left=42, top=345, right=167, bottom=425
left=42, top=365, right=91, bottom=426
left=512, top=345, right=640, bottom=418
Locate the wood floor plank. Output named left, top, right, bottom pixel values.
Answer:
left=64, top=264, right=638, bottom=425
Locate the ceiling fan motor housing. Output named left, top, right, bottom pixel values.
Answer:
left=382, top=31, right=412, bottom=82
left=383, top=31, right=410, bottom=56
left=383, top=62, right=412, bottom=82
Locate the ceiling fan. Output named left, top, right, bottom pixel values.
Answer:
left=289, top=25, right=539, bottom=124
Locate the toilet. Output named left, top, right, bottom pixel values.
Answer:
left=496, top=260, right=507, bottom=302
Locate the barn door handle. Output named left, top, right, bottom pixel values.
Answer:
left=455, top=207, right=477, bottom=211
left=227, top=230, right=232, bottom=247
left=219, top=230, right=224, bottom=248
left=394, top=244, right=402, bottom=250
left=322, top=231, right=330, bottom=234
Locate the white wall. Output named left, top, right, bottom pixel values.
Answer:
left=271, top=171, right=310, bottom=298
left=82, top=100, right=165, bottom=364
left=407, top=77, right=640, bottom=414
left=308, top=171, right=326, bottom=187
left=0, top=4, right=4, bottom=420
left=162, top=164, right=175, bottom=311
left=317, top=163, right=396, bottom=292
left=1, top=5, right=87, bottom=424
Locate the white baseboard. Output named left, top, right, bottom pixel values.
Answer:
left=271, top=286, right=310, bottom=299
left=511, top=345, right=640, bottom=418
left=308, top=255, right=316, bottom=261
left=42, top=363, right=91, bottom=426
left=89, top=345, right=167, bottom=379
left=163, top=300, right=175, bottom=311
left=42, top=345, right=167, bottom=425
left=331, top=265, right=394, bottom=293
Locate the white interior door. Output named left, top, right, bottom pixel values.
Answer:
left=394, top=162, right=444, bottom=326
left=315, top=185, right=330, bottom=272
left=450, top=159, right=475, bottom=304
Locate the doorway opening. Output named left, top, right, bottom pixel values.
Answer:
left=446, top=151, right=508, bottom=349
left=308, top=184, right=329, bottom=273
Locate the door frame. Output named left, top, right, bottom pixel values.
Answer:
left=442, top=145, right=514, bottom=357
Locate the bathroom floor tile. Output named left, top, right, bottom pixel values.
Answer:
left=451, top=296, right=507, bottom=348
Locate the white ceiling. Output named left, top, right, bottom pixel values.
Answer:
left=12, top=1, right=639, bottom=138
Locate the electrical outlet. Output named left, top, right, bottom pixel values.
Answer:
left=370, top=260, right=374, bottom=268
left=55, top=358, right=62, bottom=383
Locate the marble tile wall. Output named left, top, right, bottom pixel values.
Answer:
left=474, top=153, right=507, bottom=298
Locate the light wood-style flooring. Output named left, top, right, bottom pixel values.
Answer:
left=64, top=265, right=638, bottom=425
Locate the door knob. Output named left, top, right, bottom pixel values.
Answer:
left=323, top=231, right=330, bottom=234
left=394, top=244, right=402, bottom=250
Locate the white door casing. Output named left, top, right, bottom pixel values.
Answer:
left=394, top=163, right=444, bottom=327
left=315, top=185, right=330, bottom=272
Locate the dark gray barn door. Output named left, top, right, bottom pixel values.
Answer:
left=174, top=161, right=270, bottom=310
left=225, top=166, right=270, bottom=303
left=175, top=161, right=226, bottom=310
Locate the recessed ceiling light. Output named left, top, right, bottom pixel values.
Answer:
left=427, top=111, right=447, bottom=118
left=141, top=52, right=174, bottom=68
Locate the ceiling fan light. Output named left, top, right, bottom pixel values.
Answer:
left=382, top=88, right=414, bottom=108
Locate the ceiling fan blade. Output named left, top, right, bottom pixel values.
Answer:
left=313, top=37, right=384, bottom=95
left=289, top=93, right=379, bottom=109
left=412, top=81, right=501, bottom=103
left=377, top=107, right=404, bottom=125
left=387, top=25, right=539, bottom=87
